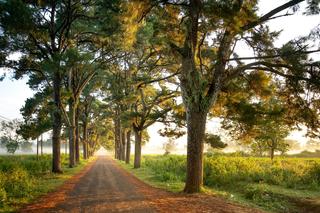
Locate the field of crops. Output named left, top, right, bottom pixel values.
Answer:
left=0, top=154, right=92, bottom=212
left=120, top=155, right=320, bottom=212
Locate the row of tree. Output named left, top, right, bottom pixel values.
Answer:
left=1, top=0, right=320, bottom=193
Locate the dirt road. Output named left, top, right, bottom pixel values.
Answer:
left=22, top=156, right=262, bottom=213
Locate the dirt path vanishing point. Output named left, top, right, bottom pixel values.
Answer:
left=21, top=156, right=263, bottom=213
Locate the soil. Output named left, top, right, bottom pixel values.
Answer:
left=292, top=197, right=320, bottom=213
left=21, top=156, right=264, bottom=213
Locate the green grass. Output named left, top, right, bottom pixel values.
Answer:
left=117, top=155, right=320, bottom=213
left=118, top=160, right=185, bottom=192
left=0, top=154, right=95, bottom=212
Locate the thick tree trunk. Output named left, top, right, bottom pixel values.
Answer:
left=87, top=141, right=91, bottom=158
left=183, top=110, right=207, bottom=193
left=125, top=130, right=131, bottom=164
left=68, top=99, right=76, bottom=168
left=121, top=129, right=126, bottom=161
left=114, top=114, right=121, bottom=159
left=87, top=140, right=93, bottom=157
left=134, top=128, right=142, bottom=169
left=119, top=130, right=123, bottom=160
left=82, top=120, right=88, bottom=159
left=75, top=107, right=80, bottom=163
left=87, top=142, right=91, bottom=158
left=52, top=73, right=62, bottom=173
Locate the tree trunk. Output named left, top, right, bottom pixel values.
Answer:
left=52, top=73, right=62, bottom=173
left=114, top=113, right=121, bottom=159
left=270, top=148, right=274, bottom=161
left=270, top=139, right=276, bottom=161
left=270, top=147, right=275, bottom=161
left=87, top=141, right=91, bottom=158
left=121, top=129, right=126, bottom=161
left=65, top=140, right=68, bottom=155
left=83, top=120, right=88, bottom=159
left=183, top=110, right=207, bottom=193
left=75, top=106, right=80, bottom=163
left=125, top=130, right=131, bottom=164
left=36, top=137, right=39, bottom=160
left=134, top=128, right=142, bottom=168
left=88, top=139, right=93, bottom=157
left=119, top=130, right=123, bottom=160
left=68, top=99, right=76, bottom=168
left=40, top=134, right=43, bottom=155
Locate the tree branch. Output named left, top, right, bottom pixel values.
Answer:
left=228, top=49, right=320, bottom=61
left=242, top=0, right=304, bottom=31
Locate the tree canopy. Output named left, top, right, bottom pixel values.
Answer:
left=0, top=0, right=319, bottom=194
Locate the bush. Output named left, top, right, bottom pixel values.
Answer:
left=143, top=155, right=186, bottom=182
left=0, top=188, right=6, bottom=207
left=0, top=172, right=7, bottom=206
left=0, top=154, right=69, bottom=208
left=245, top=184, right=269, bottom=201
left=4, top=168, right=34, bottom=198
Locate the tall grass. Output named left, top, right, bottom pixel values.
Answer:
left=0, top=154, right=89, bottom=212
left=142, top=155, right=320, bottom=190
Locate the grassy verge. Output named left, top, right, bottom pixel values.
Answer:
left=0, top=154, right=95, bottom=212
left=116, top=155, right=320, bottom=213
left=117, top=160, right=185, bottom=192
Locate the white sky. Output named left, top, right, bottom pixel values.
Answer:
left=0, top=0, right=319, bottom=153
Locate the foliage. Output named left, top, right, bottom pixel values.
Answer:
left=5, top=141, right=19, bottom=154
left=223, top=94, right=292, bottom=159
left=0, top=154, right=93, bottom=212
left=290, top=149, right=320, bottom=158
left=122, top=154, right=320, bottom=212
left=0, top=120, right=26, bottom=154
left=204, top=134, right=227, bottom=150
left=136, top=155, right=320, bottom=190
left=162, top=139, right=177, bottom=155
left=144, top=155, right=186, bottom=182
left=19, top=141, right=33, bottom=152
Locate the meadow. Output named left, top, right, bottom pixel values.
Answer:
left=0, top=154, right=93, bottom=212
left=119, top=154, right=320, bottom=212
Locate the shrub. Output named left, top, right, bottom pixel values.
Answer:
left=0, top=172, right=7, bottom=206
left=4, top=167, right=34, bottom=198
left=245, top=184, right=269, bottom=201
left=143, top=155, right=186, bottom=182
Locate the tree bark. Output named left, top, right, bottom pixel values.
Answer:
left=52, top=73, right=62, bottom=173
left=68, top=99, right=76, bottom=168
left=125, top=130, right=131, bottom=164
left=134, top=128, right=142, bottom=168
left=121, top=129, right=126, bottom=161
left=82, top=120, right=88, bottom=159
left=75, top=106, right=80, bottom=163
left=114, top=113, right=121, bottom=159
left=87, top=140, right=91, bottom=157
left=269, top=139, right=276, bottom=161
left=183, top=110, right=207, bottom=193
left=270, top=146, right=275, bottom=161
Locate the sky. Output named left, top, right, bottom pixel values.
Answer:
left=0, top=0, right=319, bottom=153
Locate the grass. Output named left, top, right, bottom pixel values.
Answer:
left=0, top=154, right=95, bottom=212
left=118, top=160, right=185, bottom=192
left=117, top=154, right=320, bottom=213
